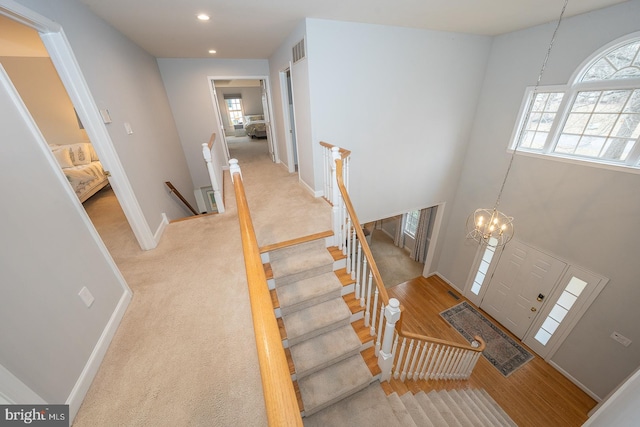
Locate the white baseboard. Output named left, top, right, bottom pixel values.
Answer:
left=154, top=213, right=169, bottom=243
left=298, top=177, right=323, bottom=198
left=431, top=271, right=464, bottom=293
left=66, top=290, right=132, bottom=422
left=548, top=360, right=601, bottom=401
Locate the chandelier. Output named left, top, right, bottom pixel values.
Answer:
left=466, top=0, right=569, bottom=247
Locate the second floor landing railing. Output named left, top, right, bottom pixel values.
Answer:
left=320, top=141, right=486, bottom=383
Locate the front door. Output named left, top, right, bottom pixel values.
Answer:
left=481, top=240, right=567, bottom=339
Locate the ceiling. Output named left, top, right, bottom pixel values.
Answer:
left=77, top=0, right=628, bottom=59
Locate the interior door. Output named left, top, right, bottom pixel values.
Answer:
left=210, top=83, right=231, bottom=162
left=260, top=79, right=275, bottom=161
left=481, top=240, right=567, bottom=339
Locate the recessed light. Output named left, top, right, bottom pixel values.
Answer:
left=197, top=14, right=210, bottom=21
left=208, top=50, right=217, bottom=54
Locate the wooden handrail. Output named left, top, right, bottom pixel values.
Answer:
left=208, top=132, right=216, bottom=150
left=232, top=170, right=303, bottom=427
left=320, top=140, right=351, bottom=159
left=334, top=158, right=484, bottom=356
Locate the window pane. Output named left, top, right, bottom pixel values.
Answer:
left=531, top=132, right=548, bottom=150
left=535, top=328, right=553, bottom=345
left=623, top=90, right=640, bottom=113
left=582, top=41, right=640, bottom=81
left=595, top=90, right=630, bottom=113
left=575, top=136, right=606, bottom=157
left=585, top=114, right=617, bottom=136
left=564, top=113, right=589, bottom=134
left=557, top=291, right=578, bottom=310
left=549, top=304, right=569, bottom=323
left=606, top=41, right=639, bottom=69
left=612, top=114, right=640, bottom=138
left=573, top=92, right=600, bottom=112
left=565, top=277, right=588, bottom=296
left=533, top=93, right=549, bottom=110
left=556, top=134, right=580, bottom=153
left=602, top=138, right=633, bottom=161
left=547, top=93, right=564, bottom=110
left=541, top=317, right=560, bottom=335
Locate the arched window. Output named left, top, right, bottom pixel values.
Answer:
left=511, top=34, right=640, bottom=170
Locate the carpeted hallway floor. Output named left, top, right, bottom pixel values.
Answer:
left=76, top=136, right=425, bottom=425
left=76, top=138, right=331, bottom=426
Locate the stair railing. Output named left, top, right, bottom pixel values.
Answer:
left=201, top=132, right=225, bottom=213
left=229, top=159, right=303, bottom=426
left=321, top=141, right=486, bottom=383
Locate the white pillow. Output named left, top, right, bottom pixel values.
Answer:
left=87, top=144, right=99, bottom=161
left=52, top=147, right=74, bottom=169
left=67, top=143, right=91, bottom=166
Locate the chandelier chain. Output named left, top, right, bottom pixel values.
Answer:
left=494, top=0, right=569, bottom=210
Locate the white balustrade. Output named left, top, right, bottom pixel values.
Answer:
left=201, top=137, right=225, bottom=213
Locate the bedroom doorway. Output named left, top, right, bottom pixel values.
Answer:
left=0, top=8, right=151, bottom=251
left=208, top=77, right=277, bottom=167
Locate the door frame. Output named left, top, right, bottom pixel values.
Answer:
left=207, top=75, right=278, bottom=167
left=279, top=64, right=299, bottom=173
left=0, top=0, right=156, bottom=250
left=464, top=238, right=609, bottom=361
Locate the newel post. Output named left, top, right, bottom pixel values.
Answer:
left=331, top=147, right=341, bottom=247
left=378, top=298, right=401, bottom=382
left=229, top=158, right=241, bottom=182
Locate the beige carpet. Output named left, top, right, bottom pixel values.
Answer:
left=75, top=142, right=331, bottom=426
left=368, top=229, right=425, bottom=288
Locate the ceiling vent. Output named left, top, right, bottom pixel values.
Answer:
left=292, top=38, right=305, bottom=63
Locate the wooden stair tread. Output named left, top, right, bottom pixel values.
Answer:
left=342, top=293, right=364, bottom=315
left=361, top=346, right=381, bottom=377
left=278, top=317, right=287, bottom=341
left=270, top=289, right=279, bottom=310
left=351, top=318, right=374, bottom=345
left=263, top=262, right=273, bottom=280
left=334, top=267, right=355, bottom=287
left=285, top=347, right=295, bottom=376
left=293, top=380, right=304, bottom=413
left=327, top=246, right=345, bottom=262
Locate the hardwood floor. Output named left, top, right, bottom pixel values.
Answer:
left=383, top=275, right=597, bottom=427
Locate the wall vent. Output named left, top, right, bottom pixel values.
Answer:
left=292, top=38, right=305, bottom=63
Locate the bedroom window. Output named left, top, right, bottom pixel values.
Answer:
left=511, top=35, right=640, bottom=171
left=225, top=96, right=244, bottom=126
left=404, top=210, right=420, bottom=237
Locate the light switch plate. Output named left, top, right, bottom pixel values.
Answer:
left=99, top=109, right=112, bottom=124
left=124, top=122, right=133, bottom=135
left=78, top=286, right=95, bottom=308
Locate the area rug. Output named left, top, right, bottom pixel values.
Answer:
left=440, top=301, right=533, bottom=377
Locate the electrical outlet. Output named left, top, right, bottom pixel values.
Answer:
left=78, top=286, right=95, bottom=308
left=611, top=331, right=632, bottom=347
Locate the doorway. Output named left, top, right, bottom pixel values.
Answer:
left=0, top=14, right=138, bottom=256
left=279, top=67, right=298, bottom=173
left=208, top=77, right=277, bottom=167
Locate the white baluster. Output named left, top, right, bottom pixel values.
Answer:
left=378, top=298, right=401, bottom=382
left=355, top=241, right=362, bottom=287
left=364, top=271, right=373, bottom=327
left=407, top=341, right=421, bottom=380
left=425, top=345, right=441, bottom=379
left=400, top=339, right=414, bottom=381
left=350, top=227, right=357, bottom=277
left=370, top=288, right=379, bottom=336
left=441, top=348, right=456, bottom=380
left=434, top=347, right=450, bottom=380
left=458, top=351, right=473, bottom=379
left=394, top=337, right=407, bottom=380
left=419, top=343, right=433, bottom=380
left=375, top=304, right=384, bottom=356
left=330, top=148, right=340, bottom=247
left=345, top=218, right=351, bottom=266
left=359, top=258, right=367, bottom=307
left=449, top=349, right=464, bottom=379
left=415, top=342, right=428, bottom=379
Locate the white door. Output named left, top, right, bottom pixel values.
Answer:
left=260, top=79, right=275, bottom=162
left=210, top=83, right=231, bottom=162
left=481, top=240, right=567, bottom=339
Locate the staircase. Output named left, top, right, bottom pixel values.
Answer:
left=264, top=235, right=517, bottom=426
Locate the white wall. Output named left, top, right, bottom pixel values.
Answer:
left=304, top=19, right=491, bottom=226
left=15, top=0, right=195, bottom=226
left=157, top=58, right=269, bottom=189
left=0, top=62, right=129, bottom=415
left=0, top=57, right=89, bottom=145
left=438, top=1, right=640, bottom=399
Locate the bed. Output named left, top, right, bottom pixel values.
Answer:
left=51, top=142, right=109, bottom=202
left=243, top=114, right=267, bottom=138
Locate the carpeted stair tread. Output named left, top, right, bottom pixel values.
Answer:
left=387, top=392, right=418, bottom=427
left=303, top=383, right=402, bottom=427
left=298, top=355, right=373, bottom=417
left=450, top=389, right=494, bottom=426
left=413, top=391, right=446, bottom=426
left=427, top=390, right=464, bottom=427
left=476, top=389, right=518, bottom=426
left=270, top=239, right=333, bottom=286
left=447, top=390, right=487, bottom=427
left=400, top=392, right=433, bottom=426
left=463, top=389, right=513, bottom=426
left=291, top=324, right=362, bottom=379
left=283, top=297, right=351, bottom=346
left=277, top=271, right=342, bottom=315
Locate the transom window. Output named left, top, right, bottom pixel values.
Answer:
left=512, top=35, right=640, bottom=170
